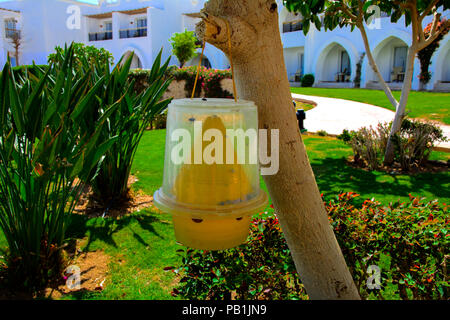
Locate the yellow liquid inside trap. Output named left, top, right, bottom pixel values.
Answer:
left=172, top=116, right=254, bottom=250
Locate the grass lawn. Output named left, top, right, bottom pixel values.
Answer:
left=291, top=87, right=450, bottom=125
left=0, top=129, right=448, bottom=299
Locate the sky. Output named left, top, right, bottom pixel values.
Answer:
left=0, top=0, right=99, bottom=3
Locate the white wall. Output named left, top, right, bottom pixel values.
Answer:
left=284, top=47, right=303, bottom=79
left=321, top=46, right=341, bottom=81
left=0, top=7, right=21, bottom=67
left=0, top=0, right=448, bottom=91
left=443, top=50, right=450, bottom=82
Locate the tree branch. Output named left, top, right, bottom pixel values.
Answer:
left=339, top=2, right=357, bottom=22
left=410, top=0, right=421, bottom=45
left=393, top=0, right=414, bottom=9
left=419, top=16, right=449, bottom=50
left=420, top=0, right=440, bottom=22
left=356, top=20, right=399, bottom=108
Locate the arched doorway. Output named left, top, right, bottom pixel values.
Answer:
left=122, top=51, right=143, bottom=69
left=431, top=38, right=450, bottom=91
left=316, top=43, right=353, bottom=85
left=187, top=54, right=212, bottom=69
left=369, top=36, right=408, bottom=84
left=441, top=49, right=450, bottom=82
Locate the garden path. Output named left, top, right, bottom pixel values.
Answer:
left=292, top=93, right=450, bottom=150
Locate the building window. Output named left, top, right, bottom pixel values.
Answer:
left=105, top=21, right=113, bottom=39
left=4, top=18, right=19, bottom=39
left=340, top=51, right=350, bottom=74
left=136, top=18, right=147, bottom=28
left=393, top=46, right=407, bottom=71
left=120, top=17, right=147, bottom=39
left=105, top=21, right=113, bottom=32
left=283, top=20, right=303, bottom=33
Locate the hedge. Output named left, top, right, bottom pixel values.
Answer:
left=129, top=66, right=233, bottom=98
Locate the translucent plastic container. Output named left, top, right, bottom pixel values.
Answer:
left=153, top=98, right=268, bottom=250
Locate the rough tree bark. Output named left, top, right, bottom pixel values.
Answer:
left=196, top=0, right=360, bottom=300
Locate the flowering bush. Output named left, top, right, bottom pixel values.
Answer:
left=328, top=192, right=449, bottom=300
left=129, top=66, right=233, bottom=98
left=170, top=215, right=307, bottom=300
left=171, top=193, right=449, bottom=300
left=418, top=19, right=449, bottom=85
left=338, top=119, right=446, bottom=171
left=169, top=66, right=233, bottom=98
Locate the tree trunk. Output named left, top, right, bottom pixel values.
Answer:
left=357, top=22, right=398, bottom=109
left=14, top=47, right=19, bottom=67
left=196, top=0, right=359, bottom=300
left=384, top=45, right=417, bottom=165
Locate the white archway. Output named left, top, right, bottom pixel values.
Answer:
left=121, top=48, right=146, bottom=69
left=361, top=29, right=411, bottom=88
left=367, top=36, right=409, bottom=83
left=186, top=53, right=212, bottom=69
left=313, top=37, right=359, bottom=85
left=186, top=45, right=220, bottom=69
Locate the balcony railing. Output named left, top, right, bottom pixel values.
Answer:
left=282, top=21, right=303, bottom=33
left=88, top=31, right=113, bottom=42
left=119, top=27, right=147, bottom=39
left=5, top=28, right=20, bottom=39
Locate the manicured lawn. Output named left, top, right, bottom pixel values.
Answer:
left=0, top=129, right=448, bottom=299
left=291, top=87, right=450, bottom=125
left=303, top=134, right=449, bottom=205
left=295, top=101, right=316, bottom=111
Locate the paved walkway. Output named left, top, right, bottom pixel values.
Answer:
left=292, top=93, right=450, bottom=150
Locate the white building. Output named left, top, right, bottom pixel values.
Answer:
left=0, top=0, right=448, bottom=91
left=278, top=2, right=450, bottom=92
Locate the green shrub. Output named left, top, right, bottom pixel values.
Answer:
left=171, top=216, right=307, bottom=300
left=392, top=119, right=447, bottom=170
left=317, top=130, right=328, bottom=136
left=328, top=192, right=449, bottom=300
left=171, top=193, right=448, bottom=300
left=90, top=51, right=172, bottom=206
left=0, top=45, right=116, bottom=291
left=169, top=30, right=199, bottom=67
left=49, top=46, right=172, bottom=205
left=301, top=73, right=315, bottom=87
left=168, top=65, right=202, bottom=97
left=348, top=124, right=389, bottom=170
left=339, top=119, right=446, bottom=171
left=168, top=66, right=233, bottom=98
left=130, top=66, right=233, bottom=99
left=150, top=111, right=168, bottom=130
left=48, top=42, right=114, bottom=70
left=12, top=64, right=49, bottom=79
left=337, top=129, right=354, bottom=142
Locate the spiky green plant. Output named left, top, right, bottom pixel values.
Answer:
left=0, top=45, right=117, bottom=290
left=89, top=51, right=172, bottom=206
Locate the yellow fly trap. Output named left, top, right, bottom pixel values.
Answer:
left=154, top=24, right=268, bottom=250
left=153, top=98, right=268, bottom=250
